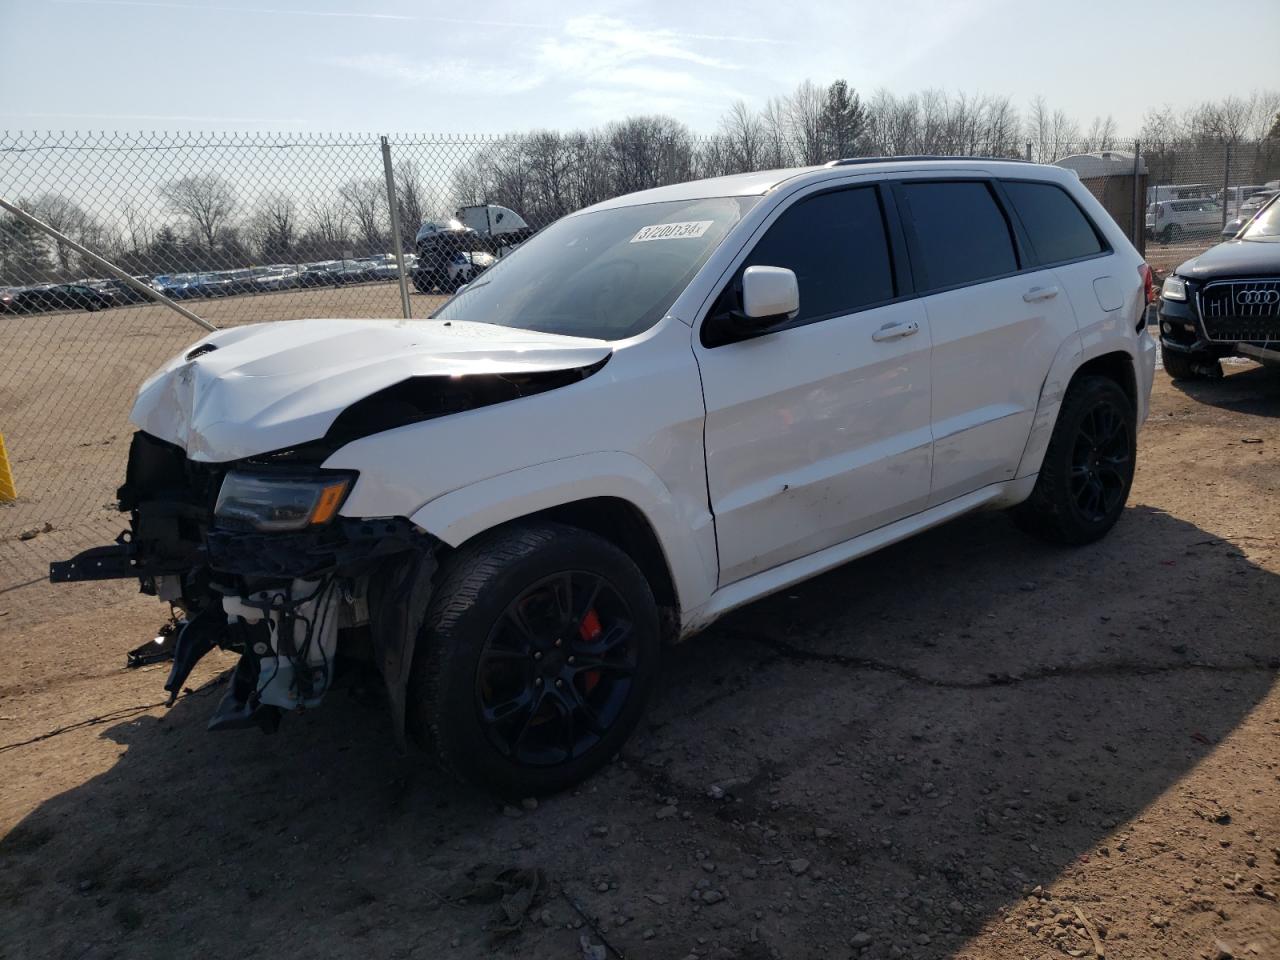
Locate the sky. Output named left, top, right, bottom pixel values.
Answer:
left=1, top=0, right=1277, bottom=136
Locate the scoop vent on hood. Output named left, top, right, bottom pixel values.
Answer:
left=185, top=343, right=219, bottom=361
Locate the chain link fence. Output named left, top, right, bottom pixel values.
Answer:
left=2, top=130, right=1277, bottom=586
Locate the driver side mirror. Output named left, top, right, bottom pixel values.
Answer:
left=739, top=265, right=799, bottom=328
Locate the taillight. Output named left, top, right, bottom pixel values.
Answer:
left=1139, top=264, right=1155, bottom=305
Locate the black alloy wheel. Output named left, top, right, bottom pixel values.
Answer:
left=476, top=571, right=638, bottom=767
left=410, top=522, right=660, bottom=796
left=1013, top=375, right=1137, bottom=545
left=1068, top=399, right=1131, bottom=523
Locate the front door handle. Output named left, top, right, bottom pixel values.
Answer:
left=1023, top=285, right=1060, bottom=303
left=871, top=320, right=920, bottom=342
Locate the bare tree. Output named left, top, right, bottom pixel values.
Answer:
left=304, top=198, right=349, bottom=245
left=760, top=96, right=793, bottom=168
left=1083, top=115, right=1118, bottom=152
left=157, top=174, right=237, bottom=252
left=787, top=80, right=827, bottom=165
left=720, top=100, right=764, bottom=173
left=120, top=197, right=154, bottom=256
left=26, top=193, right=95, bottom=273
left=393, top=159, right=428, bottom=250
left=338, top=178, right=387, bottom=253
left=250, top=192, right=298, bottom=262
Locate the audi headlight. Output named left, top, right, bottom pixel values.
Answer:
left=1161, top=276, right=1187, bottom=302
left=214, top=472, right=352, bottom=532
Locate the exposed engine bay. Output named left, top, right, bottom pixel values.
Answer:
left=52, top=430, right=439, bottom=736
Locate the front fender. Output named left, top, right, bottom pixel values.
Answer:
left=409, top=451, right=718, bottom=617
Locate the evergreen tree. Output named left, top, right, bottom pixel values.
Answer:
left=819, top=80, right=867, bottom=160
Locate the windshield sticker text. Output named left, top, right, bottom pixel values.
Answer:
left=630, top=220, right=714, bottom=243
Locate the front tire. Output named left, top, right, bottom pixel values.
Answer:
left=409, top=523, right=660, bottom=796
left=1162, top=349, right=1221, bottom=381
left=1013, top=376, right=1136, bottom=545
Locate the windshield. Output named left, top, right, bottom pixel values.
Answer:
left=431, top=196, right=758, bottom=341
left=1241, top=197, right=1280, bottom=240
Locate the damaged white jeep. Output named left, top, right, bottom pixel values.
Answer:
left=53, top=158, right=1156, bottom=795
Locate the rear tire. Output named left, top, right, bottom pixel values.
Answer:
left=1013, top=376, right=1136, bottom=545
left=409, top=522, right=660, bottom=797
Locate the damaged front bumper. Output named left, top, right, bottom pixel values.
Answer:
left=50, top=432, right=438, bottom=740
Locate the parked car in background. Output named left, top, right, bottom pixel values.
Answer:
left=1220, top=184, right=1266, bottom=217
left=219, top=269, right=257, bottom=295
left=413, top=219, right=497, bottom=293
left=299, top=262, right=343, bottom=287
left=1147, top=183, right=1214, bottom=205
left=89, top=276, right=153, bottom=304
left=15, top=283, right=114, bottom=313
left=356, top=255, right=401, bottom=281
left=1240, top=190, right=1278, bottom=218
left=152, top=273, right=201, bottom=299
left=52, top=158, right=1154, bottom=795
left=0, top=287, right=20, bottom=314
left=250, top=265, right=301, bottom=292
left=1158, top=192, right=1280, bottom=380
left=1146, top=198, right=1223, bottom=243
left=455, top=204, right=534, bottom=253
left=335, top=259, right=382, bottom=285
left=1221, top=190, right=1280, bottom=239
left=190, top=273, right=236, bottom=298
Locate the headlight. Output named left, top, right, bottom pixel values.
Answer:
left=214, top=472, right=351, bottom=532
left=1161, top=276, right=1187, bottom=302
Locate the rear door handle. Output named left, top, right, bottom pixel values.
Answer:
left=871, top=320, right=920, bottom=342
left=1023, top=285, right=1060, bottom=303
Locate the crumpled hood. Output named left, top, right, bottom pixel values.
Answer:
left=131, top=318, right=611, bottom=461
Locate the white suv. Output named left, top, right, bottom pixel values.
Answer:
left=1146, top=197, right=1223, bottom=243
left=53, top=158, right=1156, bottom=795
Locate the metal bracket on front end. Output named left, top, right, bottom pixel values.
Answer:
left=49, top=538, right=136, bottom=582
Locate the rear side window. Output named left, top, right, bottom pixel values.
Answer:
left=739, top=186, right=895, bottom=324
left=1002, top=180, right=1105, bottom=265
left=898, top=181, right=1017, bottom=291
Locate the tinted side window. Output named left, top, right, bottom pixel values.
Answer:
left=1002, top=180, right=1105, bottom=265
left=740, top=186, right=895, bottom=324
left=899, top=181, right=1017, bottom=291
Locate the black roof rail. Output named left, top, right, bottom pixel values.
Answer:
left=824, top=155, right=1031, bottom=167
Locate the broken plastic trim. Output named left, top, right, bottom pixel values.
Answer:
left=323, top=355, right=611, bottom=448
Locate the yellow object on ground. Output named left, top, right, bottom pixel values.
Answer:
left=0, top=432, right=16, bottom=502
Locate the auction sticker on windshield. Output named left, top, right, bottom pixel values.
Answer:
left=630, top=220, right=714, bottom=243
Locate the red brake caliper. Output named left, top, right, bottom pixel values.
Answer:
left=578, top=609, right=603, bottom=694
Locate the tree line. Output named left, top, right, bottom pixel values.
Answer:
left=2, top=82, right=1277, bottom=286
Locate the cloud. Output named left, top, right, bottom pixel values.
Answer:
left=549, top=15, right=737, bottom=71
left=329, top=13, right=757, bottom=125
left=49, top=0, right=545, bottom=27
left=0, top=110, right=302, bottom=124
left=326, top=54, right=544, bottom=97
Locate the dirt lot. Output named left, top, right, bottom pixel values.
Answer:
left=2, top=361, right=1279, bottom=960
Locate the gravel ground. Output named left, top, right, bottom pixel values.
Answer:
left=1, top=365, right=1279, bottom=960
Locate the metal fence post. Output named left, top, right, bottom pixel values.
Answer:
left=381, top=135, right=413, bottom=321
left=1131, top=140, right=1143, bottom=253
left=1025, top=140, right=1032, bottom=162
left=1221, top=142, right=1232, bottom=229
